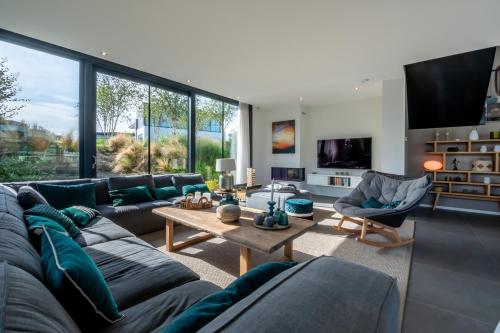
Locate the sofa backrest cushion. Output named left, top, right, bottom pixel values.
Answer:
left=198, top=256, right=399, bottom=333
left=0, top=185, right=45, bottom=280
left=0, top=261, right=81, bottom=333
left=172, top=174, right=205, bottom=194
left=92, top=178, right=111, bottom=205
left=153, top=174, right=176, bottom=189
left=108, top=174, right=155, bottom=191
left=35, top=183, right=97, bottom=210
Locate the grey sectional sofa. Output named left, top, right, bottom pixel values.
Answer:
left=0, top=176, right=401, bottom=333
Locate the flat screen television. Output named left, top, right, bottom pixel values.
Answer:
left=405, top=47, right=496, bottom=129
left=317, top=138, right=372, bottom=169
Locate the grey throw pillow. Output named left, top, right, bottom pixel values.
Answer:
left=17, top=186, right=49, bottom=210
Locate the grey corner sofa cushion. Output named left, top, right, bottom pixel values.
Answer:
left=0, top=262, right=81, bottom=333
left=153, top=174, right=176, bottom=189
left=334, top=171, right=430, bottom=217
left=74, top=216, right=135, bottom=247
left=171, top=174, right=204, bottom=193
left=92, top=178, right=111, bottom=205
left=100, top=280, right=220, bottom=333
left=16, top=185, right=50, bottom=210
left=108, top=174, right=155, bottom=191
left=198, top=256, right=400, bottom=333
left=84, top=236, right=200, bottom=309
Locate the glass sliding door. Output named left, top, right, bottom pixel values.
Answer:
left=223, top=103, right=239, bottom=160
left=149, top=87, right=189, bottom=173
left=0, top=40, right=80, bottom=181
left=95, top=72, right=148, bottom=177
left=195, top=95, right=223, bottom=180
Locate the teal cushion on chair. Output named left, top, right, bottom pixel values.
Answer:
left=25, top=204, right=80, bottom=237
left=361, top=197, right=383, bottom=209
left=40, top=227, right=123, bottom=329
left=182, top=183, right=210, bottom=196
left=37, top=183, right=97, bottom=210
left=109, top=185, right=154, bottom=206
left=154, top=186, right=179, bottom=200
left=163, top=261, right=297, bottom=333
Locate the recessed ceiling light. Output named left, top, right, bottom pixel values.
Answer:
left=299, top=97, right=304, bottom=102
left=100, top=51, right=108, bottom=56
left=186, top=79, right=192, bottom=84
left=236, top=96, right=240, bottom=100
left=354, top=86, right=359, bottom=91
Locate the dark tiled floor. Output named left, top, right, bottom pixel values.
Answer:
left=402, top=208, right=500, bottom=333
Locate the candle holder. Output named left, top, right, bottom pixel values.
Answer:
left=267, top=200, right=276, bottom=217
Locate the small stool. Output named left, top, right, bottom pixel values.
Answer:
left=285, top=198, right=314, bottom=220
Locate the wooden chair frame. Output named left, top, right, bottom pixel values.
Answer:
left=335, top=215, right=414, bottom=248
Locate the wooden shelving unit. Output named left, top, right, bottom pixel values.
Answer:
left=425, top=139, right=500, bottom=210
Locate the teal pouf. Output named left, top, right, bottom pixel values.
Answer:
left=285, top=199, right=314, bottom=220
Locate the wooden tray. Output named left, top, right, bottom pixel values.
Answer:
left=253, top=222, right=290, bottom=230
left=180, top=195, right=213, bottom=210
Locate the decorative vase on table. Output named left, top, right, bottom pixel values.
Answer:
left=468, top=128, right=479, bottom=141
left=220, top=193, right=239, bottom=206
left=216, top=204, right=241, bottom=223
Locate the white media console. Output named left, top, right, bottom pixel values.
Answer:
left=306, top=173, right=362, bottom=189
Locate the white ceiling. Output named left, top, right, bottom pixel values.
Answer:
left=1, top=0, right=499, bottom=107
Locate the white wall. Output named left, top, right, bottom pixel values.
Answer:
left=381, top=78, right=406, bottom=174
left=253, top=97, right=383, bottom=196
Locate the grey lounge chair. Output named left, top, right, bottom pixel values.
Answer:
left=334, top=171, right=432, bottom=248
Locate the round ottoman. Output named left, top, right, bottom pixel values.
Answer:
left=285, top=198, right=314, bottom=220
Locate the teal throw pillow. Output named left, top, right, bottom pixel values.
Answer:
left=361, top=197, right=383, bottom=209
left=154, top=186, right=179, bottom=200
left=25, top=215, right=69, bottom=236
left=40, top=227, right=123, bottom=329
left=109, top=185, right=154, bottom=207
left=37, top=183, right=97, bottom=210
left=60, top=206, right=100, bottom=227
left=381, top=201, right=401, bottom=209
left=164, top=261, right=297, bottom=333
left=25, top=204, right=80, bottom=238
left=182, top=183, right=210, bottom=196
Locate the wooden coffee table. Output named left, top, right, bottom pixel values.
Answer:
left=152, top=206, right=317, bottom=276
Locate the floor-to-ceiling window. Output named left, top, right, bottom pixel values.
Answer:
left=149, top=86, right=189, bottom=173
left=95, top=72, right=148, bottom=177
left=0, top=40, right=80, bottom=181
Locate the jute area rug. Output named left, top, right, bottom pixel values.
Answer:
left=140, top=207, right=414, bottom=318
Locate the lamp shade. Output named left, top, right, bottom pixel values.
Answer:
left=424, top=160, right=443, bottom=171
left=216, top=158, right=236, bottom=172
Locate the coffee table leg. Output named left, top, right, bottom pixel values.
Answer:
left=240, top=247, right=252, bottom=276
left=284, top=240, right=293, bottom=261
left=166, top=220, right=174, bottom=251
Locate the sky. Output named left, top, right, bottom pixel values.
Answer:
left=0, top=40, right=79, bottom=137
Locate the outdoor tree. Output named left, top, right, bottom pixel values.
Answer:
left=149, top=89, right=188, bottom=138
left=0, top=57, right=27, bottom=119
left=96, top=74, right=144, bottom=137
left=195, top=97, right=238, bottom=131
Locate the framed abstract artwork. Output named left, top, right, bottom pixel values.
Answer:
left=272, top=120, right=295, bottom=154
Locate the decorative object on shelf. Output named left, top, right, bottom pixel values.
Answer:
left=445, top=128, right=451, bottom=141
left=468, top=128, right=479, bottom=141
left=472, top=160, right=493, bottom=172
left=452, top=158, right=459, bottom=171
left=434, top=129, right=440, bottom=141
left=453, top=176, right=462, bottom=182
left=494, top=145, right=500, bottom=152
left=220, top=193, right=239, bottom=206
left=433, top=186, right=444, bottom=192
left=483, top=176, right=491, bottom=184
left=216, top=158, right=236, bottom=191
left=444, top=175, right=450, bottom=181
left=246, top=168, right=256, bottom=186
left=180, top=195, right=212, bottom=210
left=490, top=131, right=500, bottom=139
left=480, top=145, right=488, bottom=152
left=272, top=120, right=295, bottom=154
left=216, top=204, right=241, bottom=223
left=423, top=160, right=443, bottom=171
left=446, top=147, right=459, bottom=152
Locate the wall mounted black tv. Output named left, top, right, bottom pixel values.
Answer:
left=317, top=138, right=372, bottom=169
left=405, top=47, right=496, bottom=129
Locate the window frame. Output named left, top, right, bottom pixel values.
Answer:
left=0, top=28, right=242, bottom=178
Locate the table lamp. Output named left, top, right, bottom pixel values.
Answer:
left=216, top=158, right=236, bottom=191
